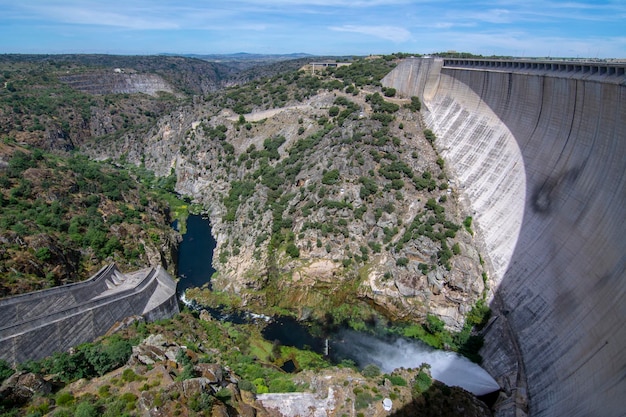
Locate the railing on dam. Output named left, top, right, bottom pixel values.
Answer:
left=442, top=58, right=626, bottom=81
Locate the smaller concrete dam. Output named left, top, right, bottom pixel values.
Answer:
left=0, top=264, right=179, bottom=364
left=382, top=58, right=625, bottom=417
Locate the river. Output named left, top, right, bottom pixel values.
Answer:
left=175, top=214, right=500, bottom=396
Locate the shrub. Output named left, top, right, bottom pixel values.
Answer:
left=0, top=359, right=14, bottom=384
left=407, top=96, right=421, bottom=112
left=321, top=169, right=340, bottom=185
left=55, top=391, right=74, bottom=407
left=383, top=87, right=396, bottom=97
left=361, top=364, right=381, bottom=378
left=452, top=242, right=461, bottom=255
left=396, top=257, right=409, bottom=267
left=355, top=391, right=375, bottom=410
left=425, top=314, right=445, bottom=334
left=285, top=243, right=300, bottom=258
left=423, top=129, right=436, bottom=143
left=238, top=379, right=257, bottom=393
left=388, top=375, right=407, bottom=386
left=74, top=401, right=98, bottom=417
left=412, top=371, right=432, bottom=395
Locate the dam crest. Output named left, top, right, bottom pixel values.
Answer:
left=383, top=58, right=625, bottom=417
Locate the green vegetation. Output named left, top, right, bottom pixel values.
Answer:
left=423, top=129, right=437, bottom=143
left=412, top=367, right=433, bottom=395
left=17, top=335, right=132, bottom=383
left=0, top=359, right=14, bottom=384
left=406, top=96, right=421, bottom=112
left=391, top=299, right=491, bottom=363
left=463, top=216, right=474, bottom=235
left=0, top=145, right=177, bottom=296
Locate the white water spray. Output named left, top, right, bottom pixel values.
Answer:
left=333, top=330, right=500, bottom=396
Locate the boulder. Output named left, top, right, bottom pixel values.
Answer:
left=0, top=372, right=51, bottom=406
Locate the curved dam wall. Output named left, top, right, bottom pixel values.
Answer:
left=383, top=58, right=625, bottom=417
left=0, top=264, right=179, bottom=364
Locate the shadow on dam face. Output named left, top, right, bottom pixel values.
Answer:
left=383, top=58, right=626, bottom=417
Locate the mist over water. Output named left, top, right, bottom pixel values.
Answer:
left=332, top=329, right=500, bottom=396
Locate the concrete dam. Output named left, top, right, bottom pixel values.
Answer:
left=382, top=58, right=625, bottom=417
left=0, top=264, right=179, bottom=364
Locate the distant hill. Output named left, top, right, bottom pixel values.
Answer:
left=160, top=52, right=315, bottom=62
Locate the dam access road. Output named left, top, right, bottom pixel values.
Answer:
left=382, top=57, right=625, bottom=417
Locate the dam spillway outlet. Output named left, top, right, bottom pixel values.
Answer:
left=331, top=329, right=500, bottom=396
left=382, top=57, right=626, bottom=417
left=0, top=264, right=179, bottom=364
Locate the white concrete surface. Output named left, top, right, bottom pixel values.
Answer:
left=383, top=58, right=626, bottom=417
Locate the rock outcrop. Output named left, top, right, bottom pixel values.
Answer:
left=124, top=87, right=487, bottom=330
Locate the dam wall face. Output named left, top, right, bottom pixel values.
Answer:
left=383, top=58, right=626, bottom=417
left=0, top=264, right=179, bottom=364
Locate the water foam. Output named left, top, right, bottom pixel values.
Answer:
left=333, top=330, right=500, bottom=396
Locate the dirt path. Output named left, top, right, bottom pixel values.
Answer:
left=227, top=104, right=310, bottom=122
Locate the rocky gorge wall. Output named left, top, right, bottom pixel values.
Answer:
left=59, top=71, right=176, bottom=96
left=382, top=58, right=625, bottom=417
left=0, top=264, right=179, bottom=364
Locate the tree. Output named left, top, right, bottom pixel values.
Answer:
left=286, top=243, right=300, bottom=258
left=361, top=364, right=381, bottom=377
left=321, top=169, right=340, bottom=185
left=383, top=87, right=396, bottom=97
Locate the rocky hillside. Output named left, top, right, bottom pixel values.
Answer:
left=0, top=311, right=491, bottom=417
left=83, top=56, right=489, bottom=332
left=0, top=141, right=179, bottom=297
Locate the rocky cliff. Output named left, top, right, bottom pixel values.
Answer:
left=59, top=71, right=177, bottom=97
left=89, top=66, right=489, bottom=332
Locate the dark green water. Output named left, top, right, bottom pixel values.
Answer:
left=175, top=214, right=216, bottom=295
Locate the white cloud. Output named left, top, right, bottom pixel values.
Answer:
left=18, top=3, right=179, bottom=30
left=330, top=25, right=411, bottom=42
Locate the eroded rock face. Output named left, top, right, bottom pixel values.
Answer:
left=84, top=82, right=488, bottom=329
left=0, top=372, right=52, bottom=406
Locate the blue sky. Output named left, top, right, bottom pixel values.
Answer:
left=0, top=1, right=624, bottom=58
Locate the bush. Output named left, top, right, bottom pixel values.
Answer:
left=423, top=129, right=436, bottom=143
left=0, top=359, right=14, bottom=384
left=238, top=379, right=257, bottom=393
left=361, top=364, right=381, bottom=378
left=383, top=87, right=396, bottom=97
left=396, top=257, right=409, bottom=267
left=425, top=314, right=445, bottom=334
left=355, top=391, right=375, bottom=410
left=74, top=401, right=98, bottom=417
left=412, top=371, right=432, bottom=395
left=55, top=391, right=74, bottom=407
left=388, top=374, right=407, bottom=386
left=407, top=96, right=421, bottom=112
left=321, top=169, right=340, bottom=185
left=285, top=243, right=300, bottom=258
left=463, top=216, right=473, bottom=234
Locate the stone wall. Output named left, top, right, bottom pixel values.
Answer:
left=382, top=58, right=625, bottom=417
left=0, top=264, right=179, bottom=364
